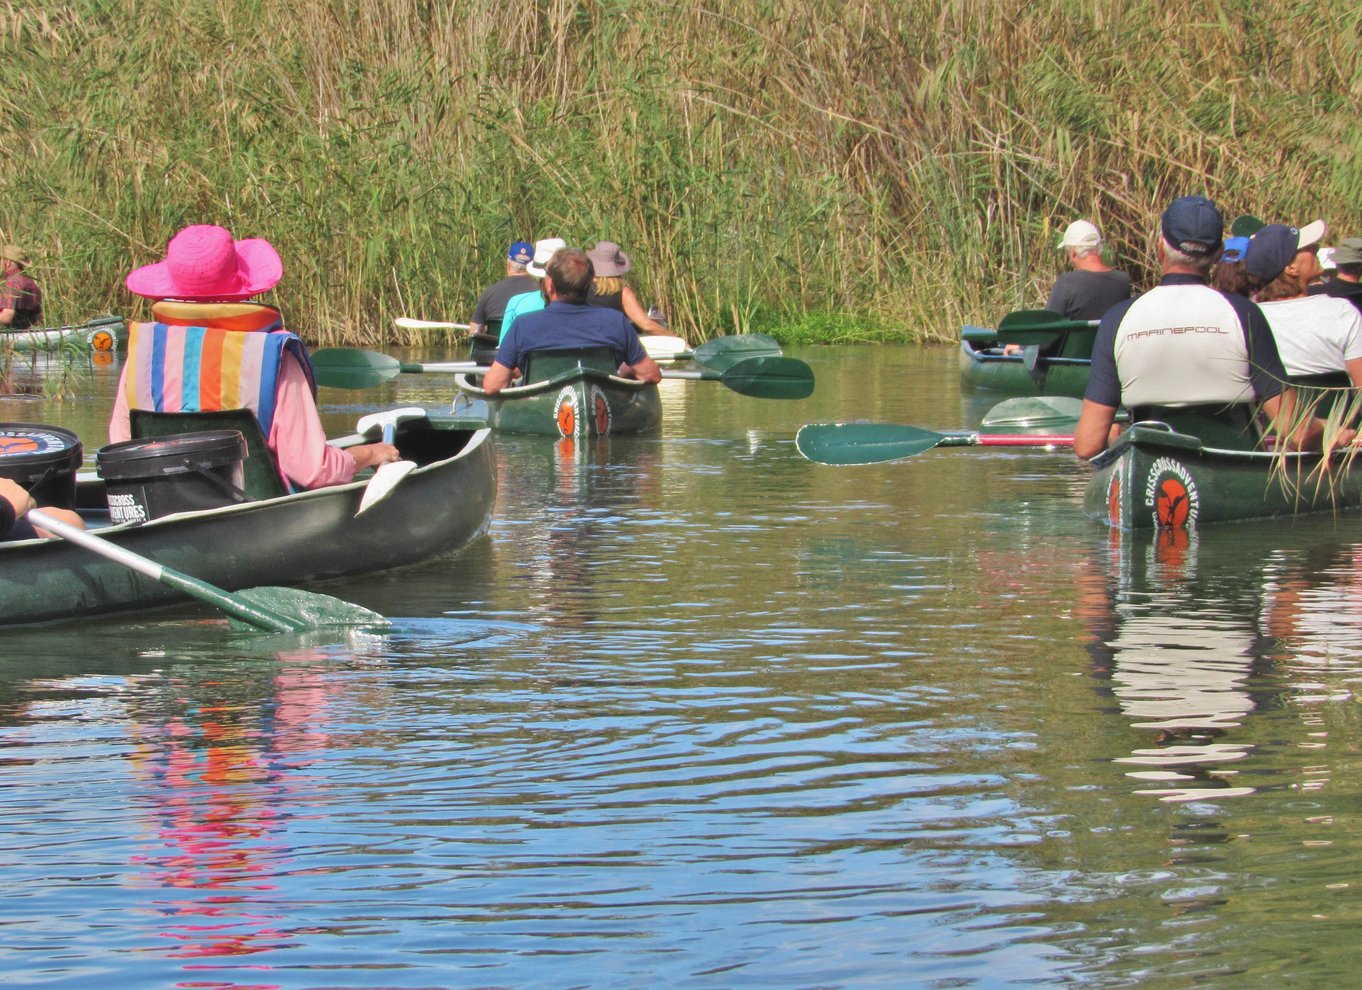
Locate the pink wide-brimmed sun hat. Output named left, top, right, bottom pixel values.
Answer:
left=126, top=224, right=283, bottom=300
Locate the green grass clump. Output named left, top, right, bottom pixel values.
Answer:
left=1, top=1, right=1360, bottom=347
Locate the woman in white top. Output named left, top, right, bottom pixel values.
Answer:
left=1245, top=220, right=1362, bottom=387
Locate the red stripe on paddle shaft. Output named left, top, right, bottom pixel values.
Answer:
left=976, top=434, right=1074, bottom=446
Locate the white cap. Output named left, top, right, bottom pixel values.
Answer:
left=1318, top=246, right=1337, bottom=271
left=1057, top=220, right=1101, bottom=249
left=526, top=237, right=567, bottom=278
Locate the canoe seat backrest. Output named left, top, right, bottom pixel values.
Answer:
left=521, top=347, right=618, bottom=385
left=470, top=324, right=500, bottom=367
left=1128, top=403, right=1260, bottom=451
left=130, top=408, right=289, bottom=501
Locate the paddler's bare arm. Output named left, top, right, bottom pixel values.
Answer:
left=1073, top=399, right=1118, bottom=460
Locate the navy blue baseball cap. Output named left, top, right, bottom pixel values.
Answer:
left=1161, top=195, right=1224, bottom=257
left=508, top=240, right=534, bottom=264
left=1244, top=220, right=1327, bottom=282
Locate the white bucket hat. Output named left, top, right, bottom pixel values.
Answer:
left=526, top=238, right=567, bottom=278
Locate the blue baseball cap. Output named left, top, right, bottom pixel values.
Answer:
left=1220, top=236, right=1250, bottom=264
left=508, top=240, right=533, bottom=264
left=1161, top=195, right=1223, bottom=257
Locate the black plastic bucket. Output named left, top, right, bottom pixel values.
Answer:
left=0, top=423, right=83, bottom=510
left=96, top=430, right=248, bottom=524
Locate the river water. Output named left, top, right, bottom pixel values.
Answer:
left=2, top=343, right=1361, bottom=988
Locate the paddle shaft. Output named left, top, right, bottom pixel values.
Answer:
left=395, top=318, right=471, bottom=330
left=939, top=433, right=1074, bottom=448
left=28, top=509, right=305, bottom=632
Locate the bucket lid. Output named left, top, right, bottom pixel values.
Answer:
left=96, top=430, right=247, bottom=481
left=0, top=424, right=83, bottom=464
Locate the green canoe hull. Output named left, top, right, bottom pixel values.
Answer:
left=0, top=415, right=495, bottom=626
left=958, top=340, right=1092, bottom=397
left=1084, top=423, right=1362, bottom=530
left=1, top=315, right=125, bottom=353
left=451, top=350, right=661, bottom=437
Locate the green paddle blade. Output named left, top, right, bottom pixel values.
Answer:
left=995, top=309, right=1099, bottom=346
left=229, top=586, right=390, bottom=631
left=961, top=324, right=998, bottom=346
left=795, top=422, right=945, bottom=464
left=719, top=355, right=815, bottom=399
left=692, top=333, right=783, bottom=370
left=311, top=348, right=401, bottom=389
left=979, top=396, right=1085, bottom=433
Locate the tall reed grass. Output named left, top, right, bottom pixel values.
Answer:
left=1, top=0, right=1360, bottom=346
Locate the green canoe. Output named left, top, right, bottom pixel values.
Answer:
left=452, top=347, right=662, bottom=437
left=959, top=310, right=1099, bottom=397
left=1084, top=422, right=1362, bottom=530
left=0, top=414, right=495, bottom=626
left=1, top=314, right=125, bottom=353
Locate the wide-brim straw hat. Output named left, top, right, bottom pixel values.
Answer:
left=586, top=240, right=632, bottom=276
left=1, top=244, right=31, bottom=268
left=126, top=224, right=283, bottom=301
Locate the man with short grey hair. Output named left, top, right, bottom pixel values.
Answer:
left=1073, top=195, right=1347, bottom=459
left=1045, top=219, right=1131, bottom=321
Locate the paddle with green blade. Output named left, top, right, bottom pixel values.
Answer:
left=27, top=509, right=387, bottom=632
left=795, top=421, right=1074, bottom=465
left=311, top=346, right=814, bottom=399
left=675, top=333, right=783, bottom=370
left=660, top=355, right=814, bottom=399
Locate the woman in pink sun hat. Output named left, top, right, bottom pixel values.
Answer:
left=110, top=224, right=399, bottom=490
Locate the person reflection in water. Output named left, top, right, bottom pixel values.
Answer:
left=1085, top=533, right=1267, bottom=803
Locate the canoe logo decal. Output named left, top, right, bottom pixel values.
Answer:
left=0, top=428, right=75, bottom=456
left=90, top=329, right=115, bottom=352
left=590, top=385, right=612, bottom=436
left=555, top=386, right=581, bottom=438
left=1144, top=457, right=1198, bottom=529
left=1106, top=473, right=1122, bottom=526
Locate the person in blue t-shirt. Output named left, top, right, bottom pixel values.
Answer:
left=483, top=247, right=663, bottom=395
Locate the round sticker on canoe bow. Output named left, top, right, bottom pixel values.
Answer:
left=1144, top=457, right=1199, bottom=529
left=90, top=328, right=115, bottom=352
left=590, top=384, right=612, bottom=436
left=555, top=386, right=581, bottom=438
left=0, top=426, right=80, bottom=457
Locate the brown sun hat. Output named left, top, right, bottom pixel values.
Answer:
left=586, top=241, right=632, bottom=277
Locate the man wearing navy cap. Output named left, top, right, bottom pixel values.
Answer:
left=469, top=240, right=537, bottom=342
left=1074, top=195, right=1347, bottom=458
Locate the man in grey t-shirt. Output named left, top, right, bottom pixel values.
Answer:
left=1046, top=219, right=1131, bottom=321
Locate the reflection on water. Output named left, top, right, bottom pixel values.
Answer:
left=1087, top=531, right=1264, bottom=803
left=5, top=347, right=1362, bottom=986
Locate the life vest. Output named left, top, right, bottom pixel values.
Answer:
left=122, top=302, right=314, bottom=439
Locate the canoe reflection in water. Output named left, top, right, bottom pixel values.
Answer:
left=1084, top=529, right=1270, bottom=804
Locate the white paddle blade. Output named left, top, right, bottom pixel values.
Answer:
left=641, top=334, right=691, bottom=360
left=358, top=459, right=418, bottom=514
